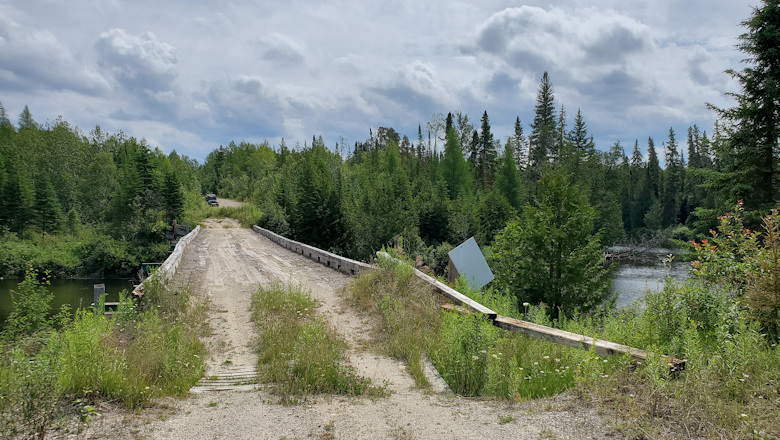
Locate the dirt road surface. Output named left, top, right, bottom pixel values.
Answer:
left=65, top=219, right=618, bottom=440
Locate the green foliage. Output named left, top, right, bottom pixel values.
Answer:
left=2, top=268, right=54, bottom=340
left=252, top=282, right=382, bottom=400
left=691, top=201, right=759, bottom=289
left=491, top=170, right=611, bottom=316
left=1, top=278, right=206, bottom=437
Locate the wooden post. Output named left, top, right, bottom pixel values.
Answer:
left=93, top=284, right=105, bottom=309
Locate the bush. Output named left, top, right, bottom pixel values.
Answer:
left=2, top=268, right=53, bottom=340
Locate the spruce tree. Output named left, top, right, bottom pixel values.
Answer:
left=476, top=111, right=496, bottom=187
left=33, top=173, right=63, bottom=232
left=710, top=0, right=780, bottom=213
left=529, top=72, right=557, bottom=183
left=18, top=105, right=35, bottom=129
left=496, top=140, right=522, bottom=210
left=441, top=127, right=470, bottom=199
left=512, top=116, right=528, bottom=170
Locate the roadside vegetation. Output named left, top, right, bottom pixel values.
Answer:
left=348, top=204, right=780, bottom=439
left=251, top=282, right=385, bottom=403
left=0, top=271, right=206, bottom=438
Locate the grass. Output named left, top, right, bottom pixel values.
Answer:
left=347, top=257, right=780, bottom=439
left=348, top=253, right=442, bottom=387
left=251, top=282, right=385, bottom=402
left=0, top=275, right=207, bottom=437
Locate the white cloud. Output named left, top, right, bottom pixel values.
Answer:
left=0, top=7, right=108, bottom=95
left=96, top=28, right=178, bottom=93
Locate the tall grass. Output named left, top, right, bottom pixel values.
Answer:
left=251, top=282, right=384, bottom=401
left=182, top=194, right=261, bottom=228
left=348, top=254, right=442, bottom=387
left=0, top=275, right=207, bottom=437
left=349, top=258, right=780, bottom=438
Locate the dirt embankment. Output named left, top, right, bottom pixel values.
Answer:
left=60, top=219, right=616, bottom=440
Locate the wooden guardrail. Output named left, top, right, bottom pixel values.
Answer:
left=254, top=227, right=685, bottom=372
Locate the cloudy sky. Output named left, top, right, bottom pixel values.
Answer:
left=0, top=0, right=757, bottom=162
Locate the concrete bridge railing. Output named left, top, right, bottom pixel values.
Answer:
left=252, top=225, right=372, bottom=276
left=132, top=225, right=201, bottom=297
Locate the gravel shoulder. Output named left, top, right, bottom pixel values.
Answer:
left=61, top=219, right=620, bottom=440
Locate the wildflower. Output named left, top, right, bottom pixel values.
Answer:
left=554, top=358, right=560, bottom=363
left=543, top=356, right=550, bottom=360
left=740, top=414, right=748, bottom=418
left=481, top=350, right=487, bottom=354
left=534, top=362, right=539, bottom=365
left=522, top=302, right=530, bottom=307
left=472, top=355, right=479, bottom=360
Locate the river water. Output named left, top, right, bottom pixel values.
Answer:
left=608, top=247, right=692, bottom=308
left=0, top=278, right=135, bottom=326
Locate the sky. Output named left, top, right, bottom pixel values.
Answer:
left=0, top=0, right=759, bottom=163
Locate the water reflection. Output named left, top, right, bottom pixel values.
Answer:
left=0, top=278, right=135, bottom=326
left=611, top=260, right=691, bottom=308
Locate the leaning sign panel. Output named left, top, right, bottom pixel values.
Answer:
left=447, top=237, right=494, bottom=291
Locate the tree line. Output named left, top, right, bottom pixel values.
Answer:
left=0, top=106, right=200, bottom=276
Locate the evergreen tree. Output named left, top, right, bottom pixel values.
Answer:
left=646, top=137, right=661, bottom=198
left=18, top=105, right=35, bottom=129
left=163, top=171, right=184, bottom=223
left=0, top=101, right=13, bottom=130
left=496, top=140, right=522, bottom=210
left=441, top=127, right=470, bottom=199
left=491, top=170, right=610, bottom=316
left=553, top=104, right=568, bottom=164
left=512, top=116, right=528, bottom=170
left=529, top=72, right=557, bottom=185
left=662, top=128, right=683, bottom=226
left=567, top=109, right=596, bottom=170
left=710, top=0, right=780, bottom=213
left=33, top=173, right=63, bottom=232
left=476, top=111, right=496, bottom=187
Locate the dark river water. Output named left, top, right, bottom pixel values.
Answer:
left=0, top=278, right=135, bottom=326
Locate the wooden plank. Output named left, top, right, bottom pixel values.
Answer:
left=493, top=316, right=685, bottom=372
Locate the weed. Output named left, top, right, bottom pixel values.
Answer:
left=252, top=282, right=384, bottom=400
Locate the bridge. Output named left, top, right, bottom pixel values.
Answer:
left=142, top=216, right=682, bottom=393
left=120, top=216, right=684, bottom=439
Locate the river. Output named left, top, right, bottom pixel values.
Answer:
left=609, top=248, right=692, bottom=308
left=0, top=278, right=135, bottom=326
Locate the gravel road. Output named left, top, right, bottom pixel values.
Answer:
left=59, top=219, right=620, bottom=440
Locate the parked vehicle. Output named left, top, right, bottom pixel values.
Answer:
left=205, top=194, right=219, bottom=206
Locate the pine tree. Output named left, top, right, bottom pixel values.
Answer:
left=512, top=116, right=528, bottom=170
left=529, top=72, right=557, bottom=182
left=18, top=105, right=35, bottom=129
left=710, top=0, right=780, bottom=213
